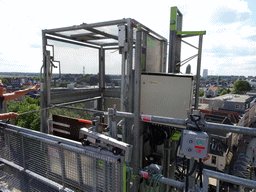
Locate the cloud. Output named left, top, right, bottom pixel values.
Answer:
left=29, top=43, right=41, bottom=48
left=206, top=45, right=256, bottom=58
left=211, top=7, right=250, bottom=25
left=246, top=35, right=256, bottom=41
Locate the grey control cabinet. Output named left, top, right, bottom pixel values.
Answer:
left=180, top=130, right=209, bottom=159
left=140, top=73, right=194, bottom=127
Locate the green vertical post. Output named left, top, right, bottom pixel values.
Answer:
left=123, top=163, right=127, bottom=192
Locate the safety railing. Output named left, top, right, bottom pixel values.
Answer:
left=0, top=122, right=125, bottom=192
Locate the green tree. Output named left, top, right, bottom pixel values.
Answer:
left=232, top=80, right=251, bottom=94
left=0, top=78, right=8, bottom=84
left=199, top=90, right=204, bottom=97
left=7, top=97, right=91, bottom=131
left=49, top=103, right=91, bottom=120
left=59, top=82, right=70, bottom=87
left=218, top=88, right=231, bottom=96
left=7, top=97, right=41, bottom=131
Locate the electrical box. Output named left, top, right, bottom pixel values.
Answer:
left=140, top=73, right=194, bottom=127
left=180, top=130, right=209, bottom=159
left=118, top=25, right=126, bottom=47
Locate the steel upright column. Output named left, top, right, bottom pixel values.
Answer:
left=194, top=34, right=203, bottom=110
left=125, top=19, right=134, bottom=145
left=40, top=32, right=51, bottom=133
left=132, top=28, right=142, bottom=192
left=168, top=7, right=182, bottom=73
left=98, top=47, right=105, bottom=122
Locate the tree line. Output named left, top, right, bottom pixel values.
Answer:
left=7, top=97, right=91, bottom=131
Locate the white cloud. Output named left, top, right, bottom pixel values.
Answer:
left=0, top=0, right=256, bottom=76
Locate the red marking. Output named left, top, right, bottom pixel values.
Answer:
left=197, top=149, right=202, bottom=154
left=78, top=119, right=92, bottom=124
left=141, top=114, right=152, bottom=122
left=203, top=154, right=210, bottom=162
left=141, top=171, right=148, bottom=179
left=194, top=146, right=205, bottom=149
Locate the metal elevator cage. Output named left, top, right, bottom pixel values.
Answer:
left=40, top=18, right=168, bottom=192
left=1, top=7, right=256, bottom=192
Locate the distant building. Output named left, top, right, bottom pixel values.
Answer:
left=201, top=94, right=256, bottom=127
left=205, top=86, right=219, bottom=97
left=248, top=79, right=256, bottom=88
left=203, top=69, right=208, bottom=78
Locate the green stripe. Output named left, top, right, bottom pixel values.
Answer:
left=170, top=7, right=177, bottom=30
left=123, top=163, right=126, bottom=192
left=177, top=31, right=206, bottom=35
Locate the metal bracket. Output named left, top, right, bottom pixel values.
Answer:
left=170, top=20, right=176, bottom=25
left=80, top=128, right=133, bottom=163
left=185, top=110, right=206, bottom=130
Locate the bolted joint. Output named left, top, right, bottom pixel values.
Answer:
left=107, top=108, right=115, bottom=116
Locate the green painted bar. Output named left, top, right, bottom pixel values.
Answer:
left=170, top=7, right=177, bottom=31
left=177, top=31, right=206, bottom=35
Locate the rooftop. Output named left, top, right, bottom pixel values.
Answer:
left=209, top=94, right=251, bottom=103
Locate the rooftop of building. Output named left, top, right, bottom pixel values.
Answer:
left=209, top=94, right=251, bottom=103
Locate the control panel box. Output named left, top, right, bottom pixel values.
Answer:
left=140, top=73, right=194, bottom=128
left=180, top=130, right=209, bottom=159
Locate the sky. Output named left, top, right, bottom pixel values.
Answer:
left=0, top=0, right=256, bottom=77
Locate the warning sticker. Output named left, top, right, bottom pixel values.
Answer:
left=47, top=146, right=60, bottom=159
left=141, top=114, right=152, bottom=122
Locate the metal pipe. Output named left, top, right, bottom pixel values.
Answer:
left=43, top=19, right=128, bottom=33
left=131, top=19, right=168, bottom=41
left=41, top=31, right=51, bottom=133
left=116, top=111, right=134, bottom=118
left=194, top=34, right=203, bottom=110
left=205, top=121, right=256, bottom=135
left=150, top=115, right=186, bottom=126
left=132, top=29, right=142, bottom=192
left=46, top=35, right=101, bottom=49
left=120, top=46, right=127, bottom=143
left=159, top=176, right=185, bottom=189
left=112, top=120, right=117, bottom=138
left=203, top=169, right=256, bottom=190
left=55, top=105, right=105, bottom=114
left=54, top=96, right=102, bottom=106
left=176, top=54, right=198, bottom=67
left=180, top=39, right=198, bottom=49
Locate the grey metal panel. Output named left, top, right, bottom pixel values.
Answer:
left=140, top=73, right=193, bottom=124
left=145, top=34, right=163, bottom=73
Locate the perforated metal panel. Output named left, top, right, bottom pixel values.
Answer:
left=0, top=123, right=124, bottom=192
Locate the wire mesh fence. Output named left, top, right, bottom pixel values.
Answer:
left=0, top=124, right=124, bottom=192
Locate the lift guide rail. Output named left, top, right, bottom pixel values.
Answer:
left=0, top=122, right=125, bottom=192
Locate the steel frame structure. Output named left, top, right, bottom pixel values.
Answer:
left=40, top=18, right=167, bottom=191
left=0, top=6, right=249, bottom=192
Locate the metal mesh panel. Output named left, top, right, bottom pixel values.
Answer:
left=0, top=165, right=61, bottom=192
left=0, top=125, right=124, bottom=192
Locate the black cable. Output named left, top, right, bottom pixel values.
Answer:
left=175, top=138, right=197, bottom=177
left=190, top=114, right=201, bottom=132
